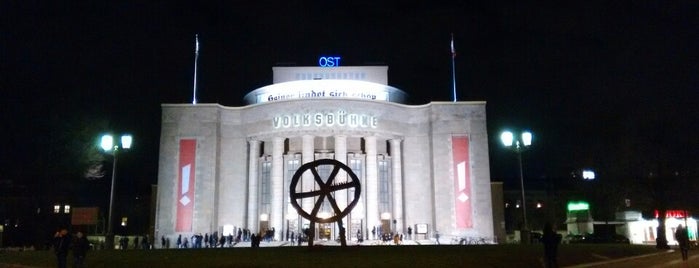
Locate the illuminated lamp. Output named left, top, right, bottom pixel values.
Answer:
left=99, top=133, right=133, bottom=250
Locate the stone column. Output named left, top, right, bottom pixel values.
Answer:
left=390, top=138, right=404, bottom=234
left=334, top=135, right=348, bottom=238
left=364, top=136, right=379, bottom=238
left=247, top=140, right=260, bottom=232
left=270, top=137, right=284, bottom=241
left=301, top=135, right=315, bottom=228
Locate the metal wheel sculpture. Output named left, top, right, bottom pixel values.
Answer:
left=289, top=159, right=361, bottom=247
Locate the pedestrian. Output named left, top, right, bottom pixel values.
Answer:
left=250, top=233, right=258, bottom=248
left=435, top=231, right=440, bottom=245
left=141, top=235, right=150, bottom=249
left=53, top=228, right=71, bottom=268
left=675, top=224, right=689, bottom=262
left=540, top=222, right=562, bottom=268
left=176, top=234, right=182, bottom=248
left=161, top=235, right=166, bottom=249
left=72, top=231, right=89, bottom=268
left=408, top=226, right=412, bottom=240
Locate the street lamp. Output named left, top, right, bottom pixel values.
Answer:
left=500, top=130, right=532, bottom=243
left=100, top=134, right=132, bottom=250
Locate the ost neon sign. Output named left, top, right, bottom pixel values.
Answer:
left=318, top=56, right=341, bottom=67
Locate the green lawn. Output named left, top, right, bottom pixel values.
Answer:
left=0, top=244, right=662, bottom=268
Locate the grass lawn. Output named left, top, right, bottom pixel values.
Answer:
left=0, top=244, right=662, bottom=268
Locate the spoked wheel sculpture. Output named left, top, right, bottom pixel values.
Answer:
left=289, top=159, right=361, bottom=247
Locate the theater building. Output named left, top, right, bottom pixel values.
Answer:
left=154, top=63, right=494, bottom=243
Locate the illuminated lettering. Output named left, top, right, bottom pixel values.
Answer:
left=337, top=110, right=346, bottom=126
left=273, top=117, right=281, bottom=128
left=282, top=115, right=291, bottom=128
left=318, top=56, right=341, bottom=67
left=349, top=114, right=358, bottom=127
left=314, top=113, right=323, bottom=126
left=272, top=110, right=378, bottom=129
left=326, top=113, right=334, bottom=126
left=302, top=114, right=311, bottom=126
left=293, top=114, right=301, bottom=127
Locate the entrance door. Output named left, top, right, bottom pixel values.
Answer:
left=318, top=223, right=332, bottom=241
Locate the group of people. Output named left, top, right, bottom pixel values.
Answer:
left=52, top=228, right=89, bottom=268
left=118, top=235, right=150, bottom=250
left=170, top=228, right=263, bottom=249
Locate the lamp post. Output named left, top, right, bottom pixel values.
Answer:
left=500, top=130, right=532, bottom=243
left=100, top=134, right=132, bottom=250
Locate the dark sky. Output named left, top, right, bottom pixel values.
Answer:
left=2, top=1, right=698, bottom=196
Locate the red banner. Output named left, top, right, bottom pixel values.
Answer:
left=452, top=136, right=472, bottom=228
left=176, top=139, right=196, bottom=232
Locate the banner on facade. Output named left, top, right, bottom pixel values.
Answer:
left=176, top=139, right=196, bottom=232
left=452, top=136, right=473, bottom=228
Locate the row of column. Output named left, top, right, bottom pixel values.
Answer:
left=246, top=135, right=403, bottom=240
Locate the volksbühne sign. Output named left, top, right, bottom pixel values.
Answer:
left=273, top=110, right=378, bottom=129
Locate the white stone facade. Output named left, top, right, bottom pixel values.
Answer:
left=155, top=66, right=494, bottom=243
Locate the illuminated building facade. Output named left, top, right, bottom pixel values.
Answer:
left=154, top=63, right=494, bottom=243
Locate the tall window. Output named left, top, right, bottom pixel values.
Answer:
left=260, top=161, right=272, bottom=214
left=285, top=157, right=301, bottom=215
left=348, top=157, right=364, bottom=204
left=378, top=158, right=391, bottom=214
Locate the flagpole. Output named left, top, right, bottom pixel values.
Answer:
left=192, top=34, right=199, bottom=105
left=451, top=33, right=457, bottom=102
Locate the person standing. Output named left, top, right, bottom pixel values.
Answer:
left=540, top=223, right=562, bottom=268
left=675, top=224, right=690, bottom=262
left=53, top=228, right=71, bottom=268
left=72, top=232, right=89, bottom=268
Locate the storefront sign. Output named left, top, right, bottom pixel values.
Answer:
left=273, top=110, right=378, bottom=129
left=567, top=201, right=590, bottom=211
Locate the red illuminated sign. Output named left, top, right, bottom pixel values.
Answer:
left=654, top=210, right=688, bottom=218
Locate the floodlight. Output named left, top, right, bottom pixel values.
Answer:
left=101, top=135, right=114, bottom=151
left=500, top=131, right=514, bottom=147
left=522, top=132, right=532, bottom=146
left=121, top=135, right=133, bottom=149
left=582, top=170, right=596, bottom=180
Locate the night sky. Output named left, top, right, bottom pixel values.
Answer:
left=2, top=1, right=698, bottom=201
